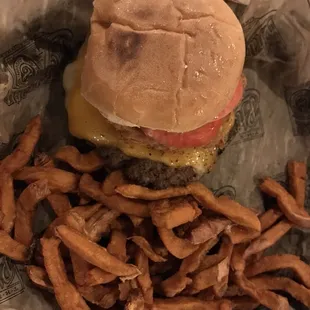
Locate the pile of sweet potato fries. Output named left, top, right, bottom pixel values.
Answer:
left=0, top=115, right=309, bottom=310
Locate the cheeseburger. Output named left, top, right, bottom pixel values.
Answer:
left=63, top=0, right=245, bottom=189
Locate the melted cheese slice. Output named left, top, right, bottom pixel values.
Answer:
left=64, top=52, right=235, bottom=174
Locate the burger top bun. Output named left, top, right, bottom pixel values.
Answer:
left=81, top=0, right=245, bottom=132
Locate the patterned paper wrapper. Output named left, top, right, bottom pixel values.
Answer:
left=0, top=0, right=309, bottom=309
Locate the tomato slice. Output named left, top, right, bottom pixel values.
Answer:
left=142, top=118, right=223, bottom=148
left=142, top=79, right=243, bottom=148
left=217, top=79, right=244, bottom=119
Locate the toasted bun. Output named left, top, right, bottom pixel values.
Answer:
left=81, top=0, right=245, bottom=132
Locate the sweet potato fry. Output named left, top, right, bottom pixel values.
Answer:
left=157, top=227, right=198, bottom=259
left=26, top=265, right=53, bottom=292
left=15, top=180, right=51, bottom=247
left=14, top=167, right=79, bottom=193
left=86, top=209, right=120, bottom=242
left=125, top=289, right=145, bottom=310
left=231, top=244, right=247, bottom=273
left=78, top=285, right=119, bottom=309
left=288, top=161, right=307, bottom=208
left=188, top=183, right=261, bottom=231
left=250, top=276, right=310, bottom=307
left=119, top=281, right=131, bottom=301
left=0, top=115, right=41, bottom=174
left=102, top=170, right=127, bottom=196
left=230, top=296, right=259, bottom=310
left=55, top=146, right=105, bottom=173
left=190, top=257, right=230, bottom=293
left=150, top=198, right=201, bottom=229
left=74, top=203, right=103, bottom=220
left=243, top=220, right=292, bottom=260
left=80, top=174, right=150, bottom=217
left=71, top=251, right=90, bottom=286
left=116, top=184, right=189, bottom=200
left=34, top=152, right=55, bottom=168
left=233, top=272, right=289, bottom=310
left=260, top=178, right=310, bottom=227
left=84, top=268, right=117, bottom=286
left=129, top=215, right=144, bottom=227
left=135, top=248, right=153, bottom=305
left=245, top=254, right=310, bottom=288
left=153, top=297, right=232, bottom=310
left=225, top=226, right=260, bottom=245
left=0, top=172, right=15, bottom=232
left=212, top=237, right=234, bottom=298
left=55, top=225, right=141, bottom=279
left=259, top=208, right=283, bottom=232
left=41, top=237, right=89, bottom=310
left=188, top=217, right=231, bottom=245
left=0, top=230, right=29, bottom=262
left=179, top=237, right=219, bottom=275
left=161, top=273, right=192, bottom=297
left=47, top=193, right=72, bottom=217
left=130, top=236, right=166, bottom=263
left=107, top=229, right=128, bottom=262
left=44, top=204, right=102, bottom=239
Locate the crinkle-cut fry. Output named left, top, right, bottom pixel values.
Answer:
left=259, top=208, right=283, bottom=232
left=34, top=152, right=55, bottom=168
left=55, top=145, right=105, bottom=173
left=188, top=183, right=261, bottom=231
left=0, top=230, right=28, bottom=262
left=161, top=273, right=192, bottom=297
left=15, top=179, right=51, bottom=247
left=102, top=170, right=127, bottom=196
left=188, top=217, right=231, bottom=245
left=125, top=288, right=145, bottom=310
left=130, top=236, right=166, bottom=263
left=55, top=225, right=141, bottom=279
left=107, top=229, right=128, bottom=262
left=116, top=184, right=189, bottom=200
left=0, top=115, right=41, bottom=174
left=179, top=237, right=218, bottom=275
left=288, top=160, right=307, bottom=208
left=225, top=226, right=260, bottom=245
left=47, top=193, right=72, bottom=217
left=26, top=265, right=53, bottom=292
left=250, top=276, right=310, bottom=307
left=80, top=174, right=150, bottom=217
left=150, top=198, right=201, bottom=229
left=153, top=297, right=233, bottom=310
left=0, top=172, right=15, bottom=233
left=233, top=272, right=289, bottom=310
left=78, top=285, right=119, bottom=309
left=41, top=237, right=89, bottom=310
left=14, top=167, right=79, bottom=193
left=243, top=220, right=292, bottom=260
left=190, top=257, right=230, bottom=293
left=84, top=267, right=117, bottom=286
left=135, top=248, right=153, bottom=305
left=230, top=296, right=259, bottom=310
left=260, top=178, right=310, bottom=227
left=245, top=254, right=310, bottom=288
left=86, top=209, right=120, bottom=242
left=129, top=215, right=144, bottom=227
left=157, top=227, right=198, bottom=259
